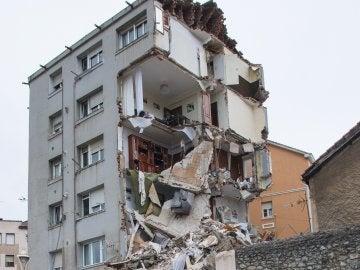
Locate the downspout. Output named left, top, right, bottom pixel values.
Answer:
left=72, top=78, right=78, bottom=267
left=304, top=183, right=313, bottom=232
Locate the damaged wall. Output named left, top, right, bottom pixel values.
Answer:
left=169, top=18, right=208, bottom=77
left=234, top=225, right=360, bottom=269
left=213, top=48, right=258, bottom=86
left=226, top=90, right=267, bottom=143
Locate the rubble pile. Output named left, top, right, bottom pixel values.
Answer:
left=110, top=119, right=272, bottom=269
left=108, top=216, right=261, bottom=269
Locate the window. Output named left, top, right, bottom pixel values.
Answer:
left=5, top=233, right=15, bottom=245
left=5, top=255, right=15, bottom=267
left=51, top=250, right=62, bottom=270
left=50, top=156, right=62, bottom=180
left=50, top=204, right=62, bottom=226
left=120, top=20, right=148, bottom=48
left=79, top=138, right=104, bottom=168
left=262, top=201, right=273, bottom=218
left=50, top=69, right=63, bottom=94
left=78, top=90, right=103, bottom=119
left=81, top=49, right=103, bottom=72
left=81, top=188, right=105, bottom=217
left=49, top=112, right=62, bottom=135
left=0, top=233, right=2, bottom=244
left=82, top=238, right=106, bottom=266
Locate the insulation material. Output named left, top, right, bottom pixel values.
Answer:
left=160, top=141, right=213, bottom=192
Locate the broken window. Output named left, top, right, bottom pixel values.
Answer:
left=262, top=201, right=273, bottom=218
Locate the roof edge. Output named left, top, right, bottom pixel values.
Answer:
left=267, top=140, right=314, bottom=162
left=28, top=0, right=147, bottom=83
left=302, top=122, right=360, bottom=183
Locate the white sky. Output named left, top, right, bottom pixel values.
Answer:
left=0, top=0, right=359, bottom=221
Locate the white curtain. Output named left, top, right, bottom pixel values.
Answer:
left=134, top=69, right=144, bottom=113
left=123, top=75, right=135, bottom=116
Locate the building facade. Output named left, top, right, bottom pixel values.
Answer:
left=0, top=219, right=28, bottom=270
left=248, top=141, right=313, bottom=239
left=28, top=0, right=271, bottom=269
left=303, top=122, right=360, bottom=232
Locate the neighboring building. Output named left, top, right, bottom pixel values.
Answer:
left=0, top=219, right=28, bottom=270
left=303, top=122, right=360, bottom=232
left=27, top=0, right=271, bottom=269
left=248, top=141, right=314, bottom=239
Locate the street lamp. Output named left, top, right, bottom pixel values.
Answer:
left=17, top=254, right=30, bottom=270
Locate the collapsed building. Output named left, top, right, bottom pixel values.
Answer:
left=27, top=0, right=271, bottom=269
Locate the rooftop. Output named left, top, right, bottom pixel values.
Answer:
left=302, top=121, right=360, bottom=183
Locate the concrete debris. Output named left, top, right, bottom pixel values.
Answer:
left=160, top=141, right=214, bottom=192
left=109, top=122, right=272, bottom=269
left=107, top=217, right=260, bottom=270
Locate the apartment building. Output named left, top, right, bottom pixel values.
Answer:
left=28, top=0, right=271, bottom=269
left=248, top=141, right=314, bottom=240
left=0, top=219, right=28, bottom=270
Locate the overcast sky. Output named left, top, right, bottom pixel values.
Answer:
left=0, top=0, right=359, bottom=221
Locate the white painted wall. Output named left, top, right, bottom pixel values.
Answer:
left=169, top=18, right=208, bottom=77
left=214, top=48, right=259, bottom=85
left=227, top=90, right=266, bottom=143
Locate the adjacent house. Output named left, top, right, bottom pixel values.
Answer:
left=248, top=141, right=314, bottom=240
left=27, top=0, right=272, bottom=269
left=302, top=122, right=360, bottom=232
left=0, top=219, right=28, bottom=270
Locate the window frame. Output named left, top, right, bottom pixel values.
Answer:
left=81, top=49, right=103, bottom=72
left=5, top=233, right=15, bottom=245
left=50, top=204, right=63, bottom=226
left=81, top=189, right=105, bottom=217
left=51, top=157, right=62, bottom=180
left=49, top=111, right=63, bottom=136
left=119, top=19, right=148, bottom=49
left=78, top=94, right=103, bottom=120
left=5, top=255, right=15, bottom=267
left=262, top=201, right=273, bottom=218
left=79, top=139, right=104, bottom=168
left=82, top=238, right=106, bottom=266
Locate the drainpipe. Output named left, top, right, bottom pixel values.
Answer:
left=304, top=184, right=313, bottom=232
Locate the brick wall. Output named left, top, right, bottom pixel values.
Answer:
left=234, top=225, right=360, bottom=270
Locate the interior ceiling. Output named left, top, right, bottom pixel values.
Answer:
left=139, top=57, right=200, bottom=105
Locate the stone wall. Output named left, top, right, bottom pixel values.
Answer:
left=308, top=138, right=360, bottom=231
left=234, top=225, right=360, bottom=270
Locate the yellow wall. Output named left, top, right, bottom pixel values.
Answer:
left=248, top=143, right=312, bottom=239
